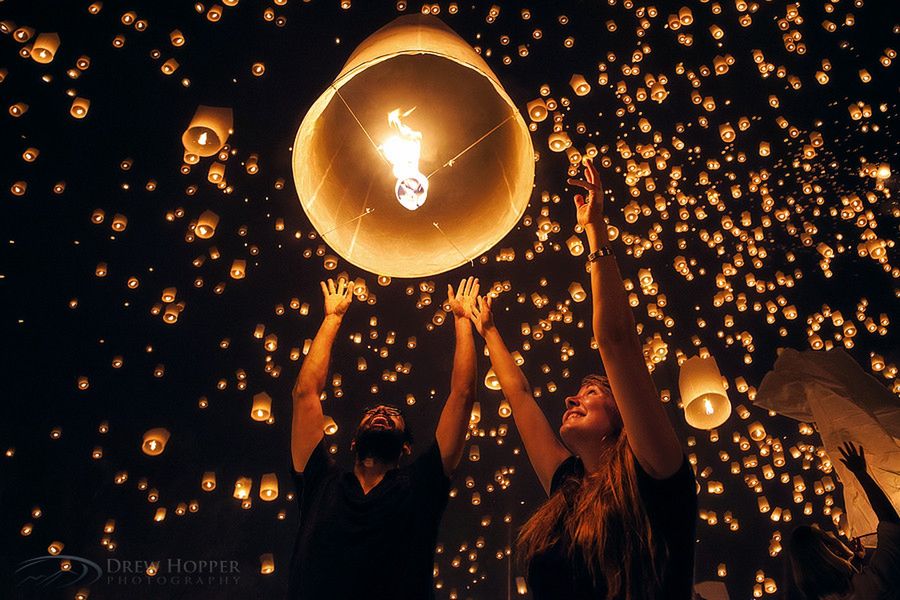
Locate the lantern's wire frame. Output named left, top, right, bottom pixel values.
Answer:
left=329, top=83, right=515, bottom=267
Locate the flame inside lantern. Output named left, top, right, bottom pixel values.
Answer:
left=381, top=108, right=429, bottom=210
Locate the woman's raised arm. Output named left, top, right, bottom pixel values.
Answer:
left=471, top=296, right=570, bottom=494
left=569, top=159, right=683, bottom=479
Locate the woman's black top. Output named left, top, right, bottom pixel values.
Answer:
left=527, top=454, right=698, bottom=599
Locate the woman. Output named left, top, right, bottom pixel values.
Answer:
left=789, top=441, right=900, bottom=599
left=469, top=159, right=696, bottom=599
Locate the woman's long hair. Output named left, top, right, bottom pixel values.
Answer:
left=517, top=377, right=658, bottom=599
left=789, top=525, right=855, bottom=599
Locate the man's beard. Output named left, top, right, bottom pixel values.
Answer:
left=354, top=427, right=405, bottom=463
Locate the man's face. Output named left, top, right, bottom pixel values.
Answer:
left=352, top=405, right=410, bottom=463
left=357, top=405, right=406, bottom=434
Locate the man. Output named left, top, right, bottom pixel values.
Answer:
left=288, top=276, right=479, bottom=599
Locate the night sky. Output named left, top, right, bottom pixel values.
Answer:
left=1, top=1, right=897, bottom=599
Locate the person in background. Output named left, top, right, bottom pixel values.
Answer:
left=789, top=441, right=900, bottom=599
left=468, top=159, right=697, bottom=599
left=288, top=276, right=479, bottom=600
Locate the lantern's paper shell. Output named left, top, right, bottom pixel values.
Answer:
left=292, top=15, right=535, bottom=278
left=755, top=348, right=900, bottom=542
left=679, top=355, right=732, bottom=430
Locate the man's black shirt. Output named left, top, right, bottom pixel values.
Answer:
left=288, top=439, right=451, bottom=599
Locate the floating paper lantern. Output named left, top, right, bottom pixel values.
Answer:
left=323, top=415, right=339, bottom=435
left=292, top=15, right=534, bottom=277
left=484, top=367, right=501, bottom=390
left=31, top=33, right=60, bottom=63
left=678, top=355, right=732, bottom=429
left=182, top=105, right=234, bottom=157
left=251, top=392, right=272, bottom=421
left=195, top=210, right=219, bottom=238
left=260, top=553, right=275, bottom=574
left=469, top=445, right=480, bottom=461
left=526, top=98, right=548, bottom=122
left=569, top=73, right=591, bottom=96
left=516, top=577, right=528, bottom=595
left=230, top=259, right=246, bottom=279
left=748, top=421, right=767, bottom=441
left=259, top=473, right=279, bottom=501
left=568, top=282, right=586, bottom=302
left=233, top=477, right=252, bottom=500
left=141, top=428, right=170, bottom=456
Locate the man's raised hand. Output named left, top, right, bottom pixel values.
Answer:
left=321, top=277, right=352, bottom=318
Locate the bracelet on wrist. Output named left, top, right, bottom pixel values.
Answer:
left=586, top=245, right=612, bottom=263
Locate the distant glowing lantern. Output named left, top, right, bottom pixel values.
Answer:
left=142, top=428, right=171, bottom=456
left=484, top=367, right=501, bottom=390
left=568, top=282, right=586, bottom=302
left=259, top=473, right=279, bottom=501
left=323, top=415, right=339, bottom=435
left=182, top=105, right=233, bottom=157
left=526, top=98, right=548, bottom=122
left=251, top=392, right=272, bottom=421
left=196, top=210, right=219, bottom=238
left=230, top=259, right=246, bottom=279
left=569, top=73, right=591, bottom=96
left=260, top=553, right=275, bottom=574
left=31, top=33, right=60, bottom=63
left=678, top=355, right=732, bottom=429
left=292, top=15, right=534, bottom=277
left=233, top=477, right=252, bottom=500
left=748, top=420, right=767, bottom=441
left=469, top=444, right=480, bottom=461
left=516, top=577, right=528, bottom=595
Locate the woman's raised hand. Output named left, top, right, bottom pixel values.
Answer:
left=567, top=158, right=605, bottom=230
left=447, top=276, right=480, bottom=320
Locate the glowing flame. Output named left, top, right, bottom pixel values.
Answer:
left=197, top=131, right=209, bottom=146
left=703, top=397, right=715, bottom=415
left=381, top=108, right=428, bottom=210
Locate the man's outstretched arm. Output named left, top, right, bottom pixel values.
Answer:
left=291, top=278, right=352, bottom=472
left=435, top=277, right=479, bottom=477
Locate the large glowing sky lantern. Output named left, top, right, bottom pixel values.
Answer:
left=292, top=15, right=535, bottom=278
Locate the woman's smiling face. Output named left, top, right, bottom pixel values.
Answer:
left=559, top=378, right=621, bottom=451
